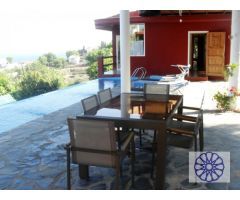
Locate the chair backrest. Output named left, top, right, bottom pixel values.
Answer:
left=144, top=83, right=170, bottom=95
left=199, top=91, right=205, bottom=109
left=81, top=95, right=99, bottom=114
left=196, top=91, right=205, bottom=129
left=144, top=101, right=173, bottom=114
left=97, top=88, right=112, bottom=104
left=143, top=84, right=170, bottom=115
left=67, top=118, right=117, bottom=166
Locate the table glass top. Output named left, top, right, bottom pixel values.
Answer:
left=85, top=93, right=182, bottom=121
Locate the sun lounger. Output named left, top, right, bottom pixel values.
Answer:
left=131, top=64, right=190, bottom=93
left=148, top=64, right=190, bottom=81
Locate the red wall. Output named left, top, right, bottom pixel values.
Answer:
left=111, top=15, right=231, bottom=76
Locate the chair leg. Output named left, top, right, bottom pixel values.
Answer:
left=153, top=130, right=157, bottom=142
left=66, top=147, right=71, bottom=190
left=199, top=121, right=204, bottom=151
left=151, top=151, right=155, bottom=179
left=120, top=163, right=123, bottom=177
left=131, top=139, right=135, bottom=187
left=151, top=131, right=157, bottom=178
left=139, top=129, right=142, bottom=147
left=115, top=165, right=121, bottom=190
left=194, top=135, right=198, bottom=151
left=78, top=164, right=89, bottom=179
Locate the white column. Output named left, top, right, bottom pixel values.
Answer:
left=121, top=94, right=130, bottom=118
left=229, top=10, right=240, bottom=90
left=120, top=10, right=131, bottom=93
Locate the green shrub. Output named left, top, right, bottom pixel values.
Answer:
left=86, top=63, right=98, bottom=79
left=0, top=73, right=13, bottom=95
left=38, top=53, right=66, bottom=68
left=85, top=42, right=112, bottom=79
left=12, top=64, right=64, bottom=100
left=213, top=89, right=237, bottom=111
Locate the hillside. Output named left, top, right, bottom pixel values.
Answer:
left=61, top=64, right=89, bottom=85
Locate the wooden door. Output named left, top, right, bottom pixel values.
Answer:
left=206, top=32, right=225, bottom=76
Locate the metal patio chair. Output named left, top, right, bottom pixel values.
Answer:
left=150, top=106, right=204, bottom=178
left=97, top=88, right=112, bottom=104
left=130, top=83, right=171, bottom=148
left=81, top=95, right=99, bottom=114
left=65, top=118, right=135, bottom=189
left=143, top=83, right=171, bottom=116
left=143, top=83, right=171, bottom=177
left=168, top=93, right=205, bottom=151
left=151, top=94, right=204, bottom=178
left=144, top=83, right=170, bottom=96
left=81, top=94, right=130, bottom=150
left=167, top=107, right=204, bottom=151
left=98, top=88, right=129, bottom=147
left=144, top=83, right=171, bottom=138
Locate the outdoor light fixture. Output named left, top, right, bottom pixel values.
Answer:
left=179, top=10, right=183, bottom=23
left=179, top=10, right=182, bottom=16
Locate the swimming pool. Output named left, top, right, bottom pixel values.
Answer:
left=0, top=78, right=122, bottom=133
left=0, top=76, right=185, bottom=133
left=100, top=76, right=184, bottom=90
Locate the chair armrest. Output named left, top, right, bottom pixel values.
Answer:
left=173, top=114, right=197, bottom=122
left=180, top=106, right=201, bottom=111
left=167, top=127, right=194, bottom=136
left=64, top=143, right=71, bottom=150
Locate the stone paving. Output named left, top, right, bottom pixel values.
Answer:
left=0, top=81, right=240, bottom=190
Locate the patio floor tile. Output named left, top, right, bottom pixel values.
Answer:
left=0, top=81, right=240, bottom=189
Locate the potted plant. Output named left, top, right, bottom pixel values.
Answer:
left=213, top=86, right=238, bottom=111
left=224, top=63, right=238, bottom=81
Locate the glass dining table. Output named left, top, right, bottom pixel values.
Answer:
left=77, top=92, right=183, bottom=189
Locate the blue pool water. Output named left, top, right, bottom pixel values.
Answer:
left=99, top=77, right=160, bottom=89
left=0, top=78, right=122, bottom=133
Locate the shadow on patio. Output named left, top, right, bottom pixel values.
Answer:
left=0, top=81, right=240, bottom=190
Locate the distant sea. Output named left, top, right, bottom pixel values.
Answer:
left=1, top=52, right=66, bottom=63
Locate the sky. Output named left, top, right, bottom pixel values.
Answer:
left=0, top=0, right=237, bottom=60
left=0, top=0, right=120, bottom=59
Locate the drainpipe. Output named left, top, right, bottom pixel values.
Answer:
left=229, top=10, right=240, bottom=90
left=120, top=10, right=131, bottom=93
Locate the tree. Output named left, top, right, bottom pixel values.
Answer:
left=86, top=42, right=112, bottom=79
left=6, top=57, right=13, bottom=64
left=78, top=46, right=87, bottom=57
left=66, top=50, right=79, bottom=59
left=38, top=53, right=66, bottom=68
left=12, top=62, right=64, bottom=100
left=53, top=57, right=66, bottom=68
left=99, top=41, right=111, bottom=49
left=45, top=53, right=57, bottom=67
left=0, top=73, right=13, bottom=95
left=38, top=55, right=48, bottom=66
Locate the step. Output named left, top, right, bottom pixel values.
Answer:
left=186, top=76, right=208, bottom=82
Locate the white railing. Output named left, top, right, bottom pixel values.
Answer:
left=131, top=67, right=147, bottom=79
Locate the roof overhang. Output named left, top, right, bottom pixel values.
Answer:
left=95, top=10, right=232, bottom=31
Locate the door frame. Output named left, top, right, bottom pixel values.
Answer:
left=187, top=31, right=208, bottom=66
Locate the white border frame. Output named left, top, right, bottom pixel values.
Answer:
left=187, top=31, right=208, bottom=65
